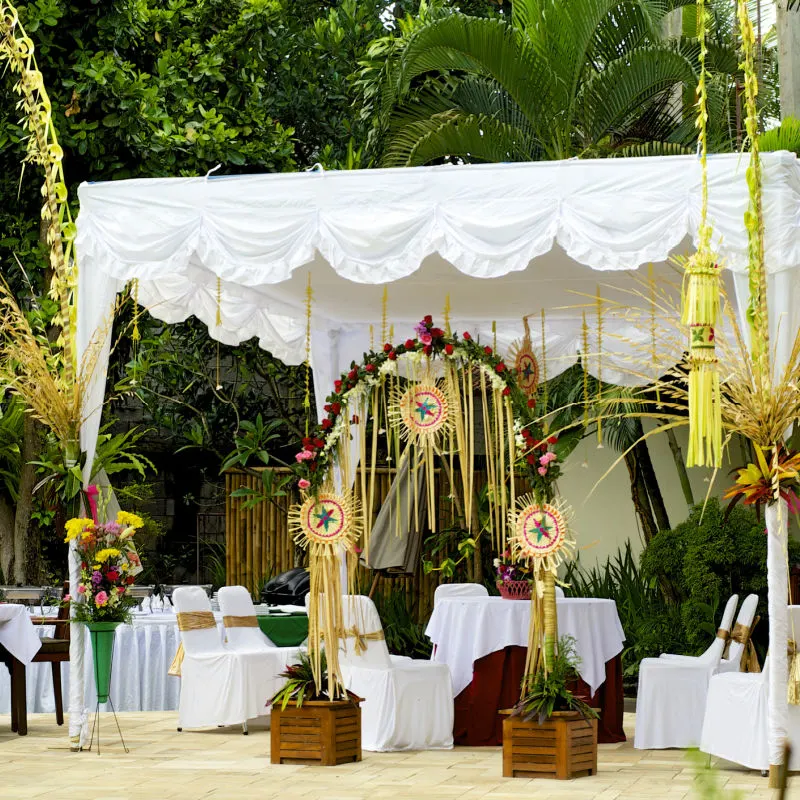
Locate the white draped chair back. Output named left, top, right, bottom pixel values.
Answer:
left=339, top=594, right=392, bottom=670
left=719, top=593, right=759, bottom=673
left=433, top=583, right=488, bottom=607
left=218, top=586, right=271, bottom=651
left=555, top=586, right=565, bottom=599
left=172, top=586, right=223, bottom=655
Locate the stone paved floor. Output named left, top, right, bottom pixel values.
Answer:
left=0, top=712, right=788, bottom=799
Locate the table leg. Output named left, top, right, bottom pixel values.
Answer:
left=11, top=658, right=27, bottom=736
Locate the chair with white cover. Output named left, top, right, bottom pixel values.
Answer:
left=555, top=586, right=565, bottom=599
left=659, top=594, right=739, bottom=664
left=433, top=583, right=488, bottom=607
left=218, top=585, right=302, bottom=713
left=634, top=594, right=759, bottom=750
left=701, top=605, right=800, bottom=771
left=337, top=594, right=454, bottom=751
left=172, top=586, right=254, bottom=732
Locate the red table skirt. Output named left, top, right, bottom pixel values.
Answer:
left=453, top=645, right=625, bottom=746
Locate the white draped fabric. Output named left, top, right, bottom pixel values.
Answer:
left=425, top=596, right=625, bottom=697
left=74, top=151, right=800, bottom=756
left=0, top=605, right=42, bottom=665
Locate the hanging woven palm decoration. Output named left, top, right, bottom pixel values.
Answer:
left=389, top=380, right=453, bottom=531
left=508, top=317, right=539, bottom=399
left=681, top=0, right=722, bottom=468
left=289, top=490, right=361, bottom=699
left=509, top=494, right=575, bottom=685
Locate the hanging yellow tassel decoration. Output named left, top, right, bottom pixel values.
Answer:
left=682, top=0, right=722, bottom=468
left=581, top=311, right=590, bottom=428
left=130, top=278, right=140, bottom=387
left=540, top=309, right=548, bottom=423
left=596, top=288, right=604, bottom=449
left=303, top=272, right=313, bottom=437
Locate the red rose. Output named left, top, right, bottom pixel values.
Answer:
left=331, top=402, right=341, bottom=415
left=484, top=346, right=492, bottom=355
left=502, top=386, right=511, bottom=396
left=302, top=437, right=312, bottom=448
left=405, top=339, right=415, bottom=349
left=462, top=331, right=471, bottom=341
left=424, top=315, right=433, bottom=325
left=431, top=327, right=444, bottom=338
left=383, top=343, right=392, bottom=353
left=348, top=369, right=357, bottom=380
left=532, top=439, right=541, bottom=448
left=526, top=454, right=536, bottom=465
left=423, top=345, right=431, bottom=356
left=321, top=418, right=332, bottom=430
left=366, top=363, right=375, bottom=373
left=126, top=576, right=135, bottom=585
left=334, top=380, right=342, bottom=392
left=323, top=404, right=331, bottom=413
left=313, top=438, right=324, bottom=449
left=495, top=362, right=506, bottom=373
left=352, top=414, right=360, bottom=424
left=527, top=398, right=536, bottom=408
left=444, top=344, right=454, bottom=355
left=547, top=436, right=558, bottom=445
left=388, top=351, right=397, bottom=360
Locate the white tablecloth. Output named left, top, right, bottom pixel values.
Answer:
left=0, top=606, right=309, bottom=715
left=0, top=604, right=42, bottom=665
left=425, top=596, right=625, bottom=696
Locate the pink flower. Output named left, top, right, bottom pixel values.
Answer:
left=537, top=466, right=548, bottom=476
left=298, top=478, right=311, bottom=490
left=539, top=452, right=557, bottom=466
left=295, top=449, right=314, bottom=462
left=77, top=584, right=86, bottom=594
left=63, top=594, right=71, bottom=603
left=95, top=591, right=109, bottom=606
left=419, top=332, right=433, bottom=345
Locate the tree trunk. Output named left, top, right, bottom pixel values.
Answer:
left=13, top=414, right=41, bottom=583
left=623, top=450, right=658, bottom=545
left=635, top=440, right=671, bottom=532
left=0, top=494, right=15, bottom=582
left=662, top=423, right=694, bottom=510
left=777, top=1, right=800, bottom=119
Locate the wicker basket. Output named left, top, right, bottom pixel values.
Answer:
left=497, top=580, right=532, bottom=600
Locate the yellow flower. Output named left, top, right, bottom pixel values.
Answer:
left=121, top=563, right=129, bottom=571
left=116, top=511, right=144, bottom=530
left=64, top=517, right=93, bottom=543
left=92, top=564, right=101, bottom=571
left=94, top=548, right=121, bottom=562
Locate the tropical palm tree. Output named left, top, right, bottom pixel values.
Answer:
left=357, top=0, right=746, bottom=166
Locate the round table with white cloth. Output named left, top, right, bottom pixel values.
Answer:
left=0, top=604, right=43, bottom=665
left=0, top=605, right=307, bottom=714
left=425, top=596, right=625, bottom=696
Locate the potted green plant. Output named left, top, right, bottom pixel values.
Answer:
left=503, top=636, right=598, bottom=780
left=269, top=651, right=361, bottom=766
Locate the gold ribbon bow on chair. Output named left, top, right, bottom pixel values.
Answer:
left=715, top=628, right=730, bottom=642
left=168, top=611, right=217, bottom=677
left=222, top=615, right=258, bottom=628
left=728, top=617, right=760, bottom=674
left=339, top=626, right=384, bottom=656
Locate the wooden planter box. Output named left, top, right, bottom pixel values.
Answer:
left=502, top=710, right=597, bottom=780
left=270, top=699, right=361, bottom=766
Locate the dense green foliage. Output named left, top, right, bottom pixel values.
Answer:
left=565, top=542, right=687, bottom=686
left=641, top=498, right=800, bottom=652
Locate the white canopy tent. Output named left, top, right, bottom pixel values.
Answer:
left=74, top=152, right=800, bottom=758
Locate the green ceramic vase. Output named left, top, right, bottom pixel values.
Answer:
left=86, top=621, right=121, bottom=703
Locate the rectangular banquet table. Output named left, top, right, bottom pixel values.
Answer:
left=0, top=606, right=308, bottom=715
left=425, top=596, right=626, bottom=745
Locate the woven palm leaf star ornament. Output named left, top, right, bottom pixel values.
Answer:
left=509, top=317, right=539, bottom=399
left=509, top=494, right=575, bottom=685
left=682, top=0, right=722, bottom=468
left=289, top=490, right=361, bottom=699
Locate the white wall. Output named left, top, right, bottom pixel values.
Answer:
left=559, top=423, right=733, bottom=569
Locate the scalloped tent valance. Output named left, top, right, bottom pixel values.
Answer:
left=75, top=151, right=800, bottom=475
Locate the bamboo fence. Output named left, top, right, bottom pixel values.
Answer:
left=225, top=467, right=530, bottom=620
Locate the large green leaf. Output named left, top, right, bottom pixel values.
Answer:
left=758, top=117, right=800, bottom=156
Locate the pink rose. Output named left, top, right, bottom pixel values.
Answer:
left=537, top=466, right=547, bottom=476
left=77, top=584, right=86, bottom=594
left=298, top=478, right=311, bottom=490
left=419, top=332, right=433, bottom=345
left=295, top=450, right=314, bottom=462
left=95, top=591, right=109, bottom=606
left=63, top=594, right=71, bottom=603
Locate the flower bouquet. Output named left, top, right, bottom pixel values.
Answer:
left=495, top=550, right=532, bottom=600
left=64, top=511, right=144, bottom=704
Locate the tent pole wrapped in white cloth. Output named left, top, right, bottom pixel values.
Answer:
left=74, top=152, right=800, bottom=749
